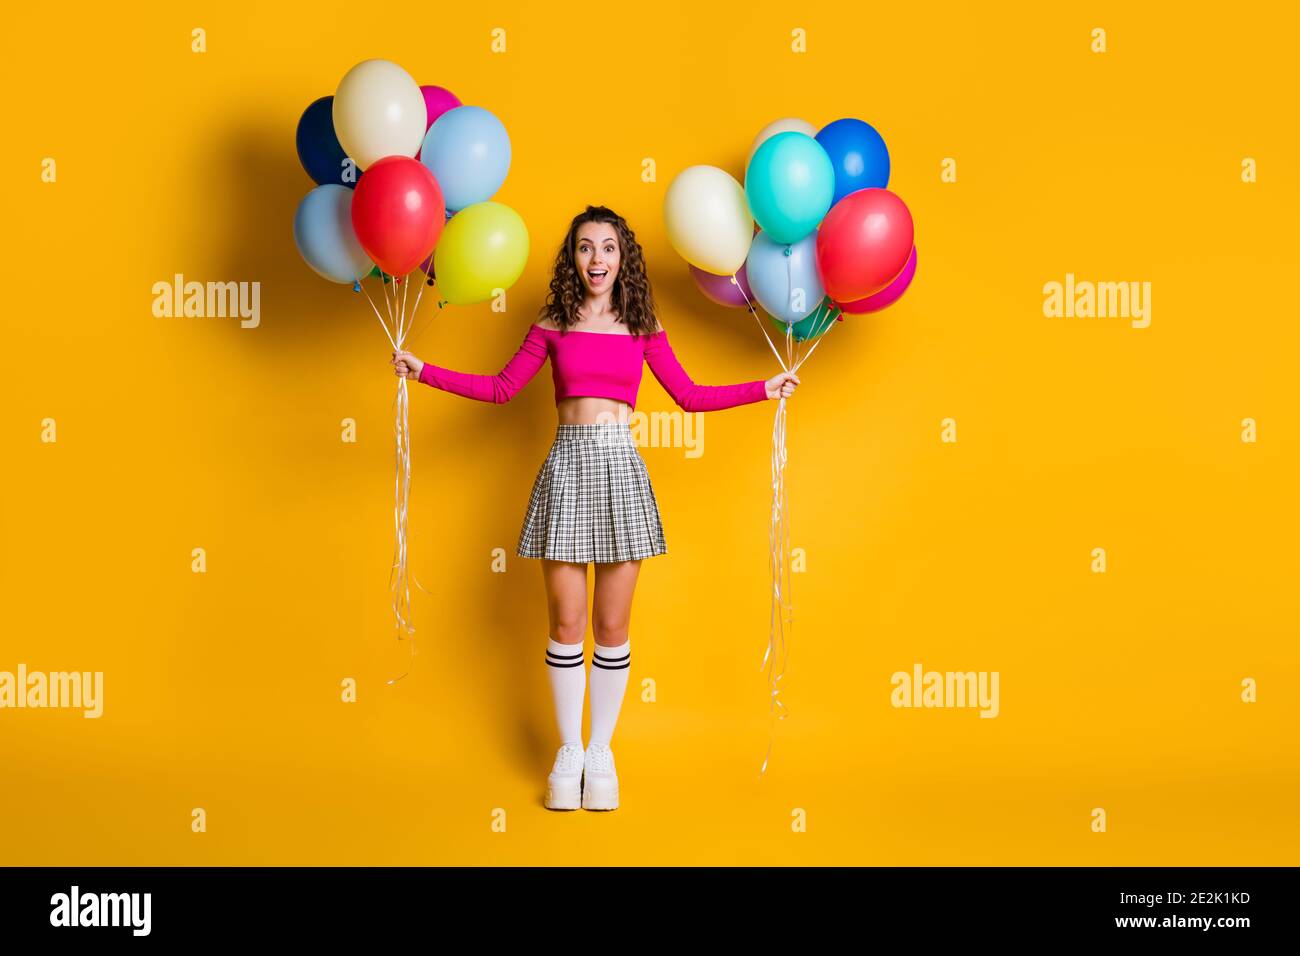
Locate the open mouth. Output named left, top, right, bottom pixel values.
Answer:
left=587, top=270, right=608, bottom=283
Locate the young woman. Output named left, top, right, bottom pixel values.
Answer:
left=392, top=205, right=800, bottom=812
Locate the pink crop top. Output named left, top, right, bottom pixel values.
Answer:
left=417, top=325, right=769, bottom=412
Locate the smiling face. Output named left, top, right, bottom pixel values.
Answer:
left=574, top=222, right=621, bottom=296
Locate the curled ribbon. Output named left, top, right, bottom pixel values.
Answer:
left=357, top=264, right=442, bottom=685
left=732, top=274, right=842, bottom=774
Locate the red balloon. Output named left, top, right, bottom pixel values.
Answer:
left=351, top=156, right=446, bottom=276
left=815, top=188, right=914, bottom=302
left=838, top=245, right=918, bottom=314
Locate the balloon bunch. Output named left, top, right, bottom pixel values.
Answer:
left=664, top=117, right=917, bottom=773
left=293, top=59, right=530, bottom=683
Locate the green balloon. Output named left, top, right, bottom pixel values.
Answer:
left=367, top=266, right=393, bottom=284
left=766, top=297, right=839, bottom=342
left=744, top=131, right=835, bottom=245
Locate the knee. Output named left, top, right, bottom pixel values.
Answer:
left=550, top=614, right=586, bottom=645
left=592, top=614, right=628, bottom=646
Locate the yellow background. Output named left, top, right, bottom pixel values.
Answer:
left=2, top=1, right=1296, bottom=865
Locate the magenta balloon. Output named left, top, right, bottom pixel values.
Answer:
left=690, top=263, right=754, bottom=308
left=838, top=245, right=917, bottom=315
left=420, top=85, right=462, bottom=131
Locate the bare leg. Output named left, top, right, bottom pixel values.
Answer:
left=541, top=559, right=589, bottom=644
left=588, top=560, right=641, bottom=751
left=592, top=560, right=641, bottom=648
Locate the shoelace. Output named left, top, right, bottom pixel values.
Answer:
left=554, top=744, right=585, bottom=774
left=585, top=744, right=614, bottom=774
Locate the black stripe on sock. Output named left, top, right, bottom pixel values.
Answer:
left=546, top=647, right=585, bottom=668
left=591, top=651, right=630, bottom=670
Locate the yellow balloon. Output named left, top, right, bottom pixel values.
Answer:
left=332, top=59, right=426, bottom=171
left=434, top=202, right=530, bottom=305
left=746, top=118, right=817, bottom=168
left=663, top=165, right=753, bottom=276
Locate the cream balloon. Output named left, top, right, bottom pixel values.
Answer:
left=745, top=118, right=817, bottom=168
left=332, top=59, right=426, bottom=170
left=663, top=165, right=753, bottom=276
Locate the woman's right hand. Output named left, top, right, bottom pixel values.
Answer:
left=392, top=350, right=425, bottom=381
left=765, top=370, right=801, bottom=400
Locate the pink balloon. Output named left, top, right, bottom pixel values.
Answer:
left=420, top=85, right=462, bottom=131
left=837, top=245, right=917, bottom=315
left=690, top=264, right=754, bottom=308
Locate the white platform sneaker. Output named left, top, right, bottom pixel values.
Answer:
left=545, top=743, right=585, bottom=810
left=581, top=742, right=619, bottom=810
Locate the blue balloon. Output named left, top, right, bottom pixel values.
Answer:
left=744, top=231, right=824, bottom=324
left=419, top=105, right=511, bottom=212
left=293, top=184, right=373, bottom=284
left=744, top=131, right=835, bottom=245
left=815, top=118, right=889, bottom=204
left=296, top=96, right=361, bottom=189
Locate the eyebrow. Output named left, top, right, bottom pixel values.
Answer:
left=578, top=236, right=617, bottom=244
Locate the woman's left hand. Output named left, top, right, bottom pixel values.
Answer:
left=765, top=371, right=800, bottom=400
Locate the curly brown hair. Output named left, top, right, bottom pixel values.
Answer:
left=538, top=205, right=660, bottom=337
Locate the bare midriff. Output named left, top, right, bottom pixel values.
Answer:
left=556, top=395, right=633, bottom=425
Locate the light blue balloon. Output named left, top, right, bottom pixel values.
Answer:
left=745, top=231, right=824, bottom=324
left=293, top=184, right=373, bottom=283
left=744, top=131, right=835, bottom=244
left=420, top=105, right=511, bottom=212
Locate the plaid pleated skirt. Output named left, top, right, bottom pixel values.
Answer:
left=516, top=422, right=668, bottom=563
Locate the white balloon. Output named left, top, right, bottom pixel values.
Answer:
left=663, top=166, right=753, bottom=276
left=332, top=59, right=426, bottom=170
left=746, top=117, right=817, bottom=169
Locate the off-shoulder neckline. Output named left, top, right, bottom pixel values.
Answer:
left=532, top=324, right=664, bottom=337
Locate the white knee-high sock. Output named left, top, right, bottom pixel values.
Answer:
left=588, top=638, right=631, bottom=747
left=545, top=638, right=586, bottom=747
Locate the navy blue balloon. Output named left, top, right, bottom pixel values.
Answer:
left=296, top=96, right=360, bottom=189
left=815, top=118, right=890, bottom=205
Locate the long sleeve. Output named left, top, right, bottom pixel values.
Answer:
left=417, top=324, right=549, bottom=404
left=643, top=330, right=769, bottom=413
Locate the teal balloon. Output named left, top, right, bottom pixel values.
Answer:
left=744, top=131, right=835, bottom=244
left=419, top=105, right=511, bottom=212
left=745, top=231, right=824, bottom=323
left=766, top=297, right=838, bottom=342
left=293, top=184, right=373, bottom=283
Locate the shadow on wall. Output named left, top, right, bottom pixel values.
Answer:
left=217, top=113, right=562, bottom=777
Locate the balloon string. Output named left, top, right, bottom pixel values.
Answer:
left=760, top=327, right=794, bottom=775
left=384, top=278, right=417, bottom=686
left=730, top=273, right=790, bottom=373
left=381, top=263, right=443, bottom=686
left=357, top=278, right=397, bottom=351
left=792, top=302, right=842, bottom=373
left=399, top=266, right=411, bottom=341
left=731, top=272, right=797, bottom=774
left=408, top=261, right=434, bottom=320
left=403, top=264, right=442, bottom=349
left=404, top=298, right=445, bottom=351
